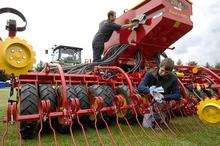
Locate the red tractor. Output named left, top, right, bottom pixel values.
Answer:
left=1, top=0, right=220, bottom=145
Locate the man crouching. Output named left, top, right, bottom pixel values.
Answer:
left=138, top=58, right=181, bottom=128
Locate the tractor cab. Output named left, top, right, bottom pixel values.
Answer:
left=48, top=45, right=83, bottom=66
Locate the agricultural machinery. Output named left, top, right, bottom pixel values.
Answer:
left=45, top=45, right=83, bottom=66
left=0, top=0, right=220, bottom=145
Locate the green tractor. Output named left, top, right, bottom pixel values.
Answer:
left=46, top=45, right=83, bottom=66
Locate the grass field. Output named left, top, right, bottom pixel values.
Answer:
left=0, top=88, right=220, bottom=146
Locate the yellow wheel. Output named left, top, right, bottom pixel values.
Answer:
left=0, top=37, right=35, bottom=76
left=197, top=98, right=220, bottom=125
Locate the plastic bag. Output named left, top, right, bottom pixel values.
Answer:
left=142, top=113, right=154, bottom=128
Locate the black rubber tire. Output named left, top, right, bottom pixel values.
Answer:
left=56, top=85, right=90, bottom=133
left=116, top=85, right=130, bottom=103
left=89, top=85, right=114, bottom=107
left=39, top=84, right=57, bottom=111
left=20, top=84, right=39, bottom=139
left=56, top=85, right=74, bottom=134
left=57, top=85, right=90, bottom=109
left=72, top=85, right=90, bottom=109
left=89, top=85, right=115, bottom=128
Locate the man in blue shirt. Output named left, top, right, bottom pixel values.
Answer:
left=138, top=58, right=180, bottom=101
left=92, top=10, right=135, bottom=62
left=138, top=58, right=181, bottom=128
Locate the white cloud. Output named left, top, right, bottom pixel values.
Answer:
left=1, top=0, right=136, bottom=62
left=167, top=0, right=220, bottom=65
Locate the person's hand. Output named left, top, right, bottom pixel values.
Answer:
left=129, top=20, right=139, bottom=30
left=149, top=86, right=156, bottom=96
left=154, top=93, right=164, bottom=103
left=155, top=86, right=164, bottom=93
left=122, top=22, right=134, bottom=29
left=131, top=20, right=139, bottom=25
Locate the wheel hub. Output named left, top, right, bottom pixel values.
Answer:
left=0, top=37, right=35, bottom=76
left=197, top=98, right=220, bottom=125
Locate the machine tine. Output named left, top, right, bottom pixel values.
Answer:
left=164, top=106, right=181, bottom=135
left=190, top=107, right=210, bottom=130
left=2, top=102, right=23, bottom=146
left=151, top=112, right=169, bottom=138
left=193, top=114, right=210, bottom=135
left=153, top=104, right=177, bottom=137
left=141, top=118, right=159, bottom=139
left=143, top=99, right=161, bottom=137
left=122, top=112, right=142, bottom=145
left=149, top=102, right=176, bottom=137
left=181, top=107, right=207, bottom=141
left=144, top=105, right=168, bottom=137
left=94, top=113, right=104, bottom=146
left=113, top=95, right=131, bottom=145
left=156, top=108, right=177, bottom=137
left=69, top=98, right=79, bottom=146
left=69, top=121, right=77, bottom=146
left=1, top=122, right=8, bottom=146
left=15, top=121, right=23, bottom=146
left=48, top=117, right=59, bottom=146
left=169, top=105, right=187, bottom=134
left=38, top=117, right=43, bottom=146
left=178, top=105, right=205, bottom=135
left=100, top=112, right=117, bottom=146
left=193, top=114, right=208, bottom=129
left=115, top=114, right=131, bottom=146
left=178, top=105, right=200, bottom=132
left=76, top=114, right=90, bottom=146
left=147, top=122, right=160, bottom=138
left=147, top=120, right=160, bottom=138
left=132, top=107, right=154, bottom=141
left=188, top=104, right=208, bottom=129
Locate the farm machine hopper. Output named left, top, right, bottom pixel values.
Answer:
left=0, top=0, right=220, bottom=145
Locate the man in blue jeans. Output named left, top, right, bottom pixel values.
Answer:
left=138, top=58, right=181, bottom=128
left=92, top=10, right=136, bottom=62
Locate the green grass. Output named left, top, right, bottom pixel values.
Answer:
left=0, top=88, right=220, bottom=146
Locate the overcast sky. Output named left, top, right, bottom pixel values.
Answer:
left=1, top=0, right=220, bottom=65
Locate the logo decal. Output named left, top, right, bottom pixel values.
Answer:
left=166, top=0, right=188, bottom=10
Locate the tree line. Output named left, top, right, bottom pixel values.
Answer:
left=176, top=59, right=220, bottom=69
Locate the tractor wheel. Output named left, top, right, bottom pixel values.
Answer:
left=56, top=85, right=90, bottom=133
left=116, top=85, right=130, bottom=103
left=57, top=85, right=90, bottom=109
left=203, top=88, right=216, bottom=97
left=38, top=84, right=57, bottom=133
left=20, top=84, right=39, bottom=139
left=89, top=85, right=114, bottom=107
left=115, top=85, right=136, bottom=124
left=71, top=85, right=90, bottom=127
left=56, top=85, right=75, bottom=134
left=39, top=84, right=57, bottom=111
left=89, top=85, right=114, bottom=128
left=72, top=85, right=90, bottom=109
